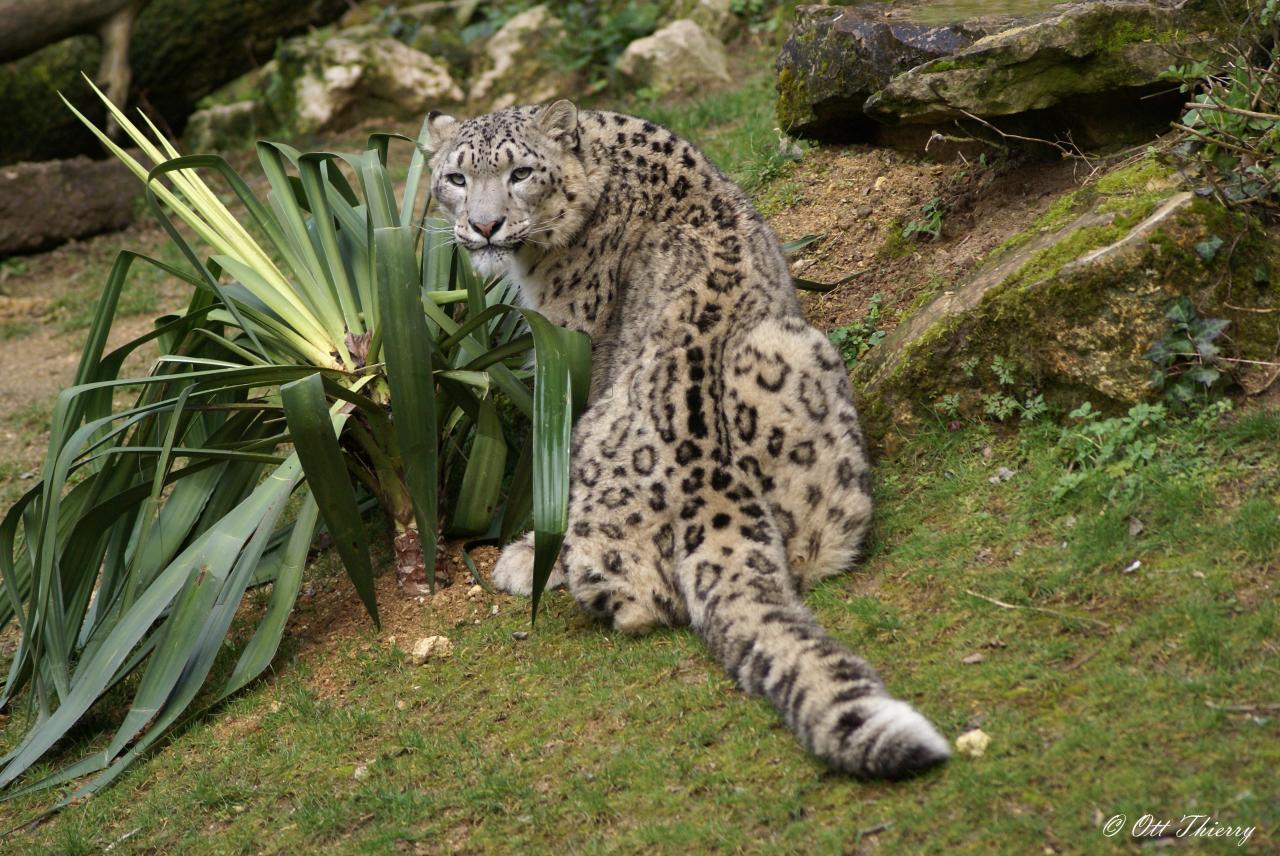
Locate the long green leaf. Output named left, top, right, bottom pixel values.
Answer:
left=450, top=399, right=508, bottom=534
left=223, top=490, right=319, bottom=696
left=376, top=225, right=440, bottom=588
left=519, top=311, right=591, bottom=619
left=281, top=374, right=378, bottom=626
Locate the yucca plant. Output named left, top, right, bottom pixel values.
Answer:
left=0, top=78, right=589, bottom=809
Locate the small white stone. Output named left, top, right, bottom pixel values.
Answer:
left=408, top=635, right=454, bottom=664
left=467, top=584, right=484, bottom=599
left=956, top=728, right=991, bottom=758
left=353, top=763, right=370, bottom=781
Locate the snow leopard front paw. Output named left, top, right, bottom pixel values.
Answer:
left=490, top=535, right=565, bottom=596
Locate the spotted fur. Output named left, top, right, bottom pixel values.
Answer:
left=426, top=101, right=949, bottom=778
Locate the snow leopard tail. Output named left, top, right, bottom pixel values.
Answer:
left=691, top=548, right=950, bottom=778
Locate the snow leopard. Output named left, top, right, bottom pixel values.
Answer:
left=424, top=100, right=950, bottom=778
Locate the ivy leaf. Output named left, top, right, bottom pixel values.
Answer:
left=1194, top=235, right=1225, bottom=262
left=1187, top=366, right=1221, bottom=387
left=1195, top=317, right=1230, bottom=342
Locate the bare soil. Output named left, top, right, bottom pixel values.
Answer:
left=769, top=144, right=1083, bottom=335
left=283, top=542, right=506, bottom=704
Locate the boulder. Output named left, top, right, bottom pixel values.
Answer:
left=183, top=101, right=269, bottom=153
left=468, top=5, right=575, bottom=111
left=865, top=2, right=1214, bottom=130
left=777, top=4, right=990, bottom=140
left=666, top=0, right=741, bottom=42
left=0, top=156, right=139, bottom=255
left=0, top=0, right=347, bottom=167
left=267, top=34, right=463, bottom=135
left=778, top=1, right=1222, bottom=148
left=853, top=160, right=1280, bottom=436
left=617, top=20, right=731, bottom=93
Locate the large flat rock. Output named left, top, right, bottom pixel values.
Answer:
left=778, top=0, right=1222, bottom=148
left=853, top=160, right=1280, bottom=436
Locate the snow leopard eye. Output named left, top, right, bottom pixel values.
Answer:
left=446, top=173, right=466, bottom=187
left=511, top=167, right=533, bottom=182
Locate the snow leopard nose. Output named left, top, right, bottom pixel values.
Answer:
left=469, top=217, right=504, bottom=239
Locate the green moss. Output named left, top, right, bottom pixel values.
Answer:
left=1097, top=19, right=1162, bottom=52
left=902, top=276, right=948, bottom=318
left=196, top=66, right=272, bottom=110
left=920, top=55, right=987, bottom=74
left=775, top=65, right=813, bottom=130
left=1094, top=156, right=1174, bottom=194
left=983, top=158, right=1176, bottom=270
left=876, top=223, right=918, bottom=261
left=0, top=36, right=105, bottom=165
left=987, top=189, right=1086, bottom=262
left=1001, top=222, right=1130, bottom=291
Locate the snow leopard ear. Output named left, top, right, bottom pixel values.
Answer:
left=422, top=111, right=459, bottom=154
left=536, top=100, right=579, bottom=146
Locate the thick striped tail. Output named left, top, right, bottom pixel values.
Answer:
left=694, top=559, right=949, bottom=778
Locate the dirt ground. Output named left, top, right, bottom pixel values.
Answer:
left=769, top=144, right=1083, bottom=334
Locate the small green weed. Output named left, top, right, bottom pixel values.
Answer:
left=1051, top=399, right=1231, bottom=500
left=827, top=294, right=885, bottom=367
left=902, top=197, right=945, bottom=241
left=936, top=356, right=1046, bottom=425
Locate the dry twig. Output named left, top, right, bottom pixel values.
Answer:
left=955, top=109, right=1101, bottom=177
left=963, top=589, right=1112, bottom=629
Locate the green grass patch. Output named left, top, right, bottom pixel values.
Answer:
left=615, top=69, right=805, bottom=195
left=4, top=398, right=1275, bottom=853
left=0, top=320, right=35, bottom=340
left=43, top=239, right=191, bottom=332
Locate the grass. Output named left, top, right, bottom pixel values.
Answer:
left=30, top=237, right=192, bottom=333
left=615, top=69, right=804, bottom=194
left=0, top=321, right=35, bottom=341
left=2, top=399, right=1276, bottom=853
left=48, top=261, right=165, bottom=333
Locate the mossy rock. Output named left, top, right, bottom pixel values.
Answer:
left=468, top=5, right=576, bottom=112
left=0, top=0, right=346, bottom=167
left=853, top=160, right=1279, bottom=438
left=263, top=32, right=463, bottom=137
left=775, top=4, right=988, bottom=140
left=864, top=1, right=1219, bottom=133
left=777, top=0, right=1231, bottom=149
left=0, top=36, right=103, bottom=165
